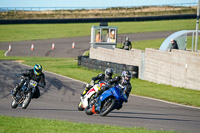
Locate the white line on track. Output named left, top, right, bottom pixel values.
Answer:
left=4, top=50, right=9, bottom=57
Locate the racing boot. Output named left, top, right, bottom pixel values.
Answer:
left=80, top=87, right=89, bottom=97
left=11, top=85, right=20, bottom=97
left=81, top=83, right=92, bottom=97
left=116, top=104, right=123, bottom=110
left=11, top=80, right=24, bottom=97
left=94, top=96, right=101, bottom=114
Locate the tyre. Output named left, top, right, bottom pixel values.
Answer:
left=85, top=105, right=94, bottom=115
left=117, top=64, right=124, bottom=70
left=100, top=97, right=116, bottom=116
left=22, top=92, right=32, bottom=109
left=78, top=102, right=84, bottom=111
left=126, top=65, right=138, bottom=72
left=11, top=99, right=18, bottom=109
left=78, top=56, right=82, bottom=66
left=82, top=57, right=87, bottom=63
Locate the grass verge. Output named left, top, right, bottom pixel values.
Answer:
left=0, top=116, right=177, bottom=133
left=0, top=19, right=196, bottom=42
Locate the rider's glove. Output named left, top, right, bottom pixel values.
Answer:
left=21, top=76, right=25, bottom=79
left=86, top=83, right=90, bottom=88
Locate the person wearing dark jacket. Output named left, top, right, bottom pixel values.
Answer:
left=12, top=64, right=46, bottom=99
left=122, top=37, right=132, bottom=50
left=170, top=39, right=179, bottom=51
left=81, top=68, right=113, bottom=97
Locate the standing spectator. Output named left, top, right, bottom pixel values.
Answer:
left=96, top=31, right=101, bottom=42
left=122, top=37, right=132, bottom=50
left=170, top=39, right=179, bottom=51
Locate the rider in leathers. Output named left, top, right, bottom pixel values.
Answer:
left=81, top=68, right=113, bottom=97
left=12, top=64, right=46, bottom=99
left=94, top=70, right=132, bottom=107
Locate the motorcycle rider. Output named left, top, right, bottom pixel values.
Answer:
left=12, top=64, right=46, bottom=99
left=94, top=70, right=132, bottom=105
left=81, top=68, right=113, bottom=97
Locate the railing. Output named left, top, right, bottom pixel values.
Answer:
left=0, top=3, right=197, bottom=20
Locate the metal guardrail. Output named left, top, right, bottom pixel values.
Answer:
left=0, top=14, right=196, bottom=24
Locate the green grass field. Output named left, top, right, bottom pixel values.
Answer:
left=130, top=36, right=200, bottom=50
left=0, top=116, right=177, bottom=133
left=0, top=19, right=196, bottom=42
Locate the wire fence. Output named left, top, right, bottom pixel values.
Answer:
left=0, top=3, right=197, bottom=20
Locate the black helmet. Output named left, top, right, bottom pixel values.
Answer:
left=105, top=68, right=113, bottom=79
left=34, top=64, right=42, bottom=75
left=121, top=71, right=131, bottom=83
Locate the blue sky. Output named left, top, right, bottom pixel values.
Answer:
left=0, top=0, right=197, bottom=8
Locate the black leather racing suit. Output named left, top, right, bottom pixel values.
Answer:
left=13, top=69, right=46, bottom=99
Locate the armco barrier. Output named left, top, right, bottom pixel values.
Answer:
left=0, top=14, right=196, bottom=24
left=78, top=56, right=138, bottom=78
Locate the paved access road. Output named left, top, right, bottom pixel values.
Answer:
left=0, top=31, right=174, bottom=58
left=0, top=61, right=200, bottom=133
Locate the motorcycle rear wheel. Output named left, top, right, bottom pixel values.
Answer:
left=85, top=105, right=94, bottom=115
left=78, top=102, right=84, bottom=111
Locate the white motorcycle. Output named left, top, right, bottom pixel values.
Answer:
left=78, top=81, right=106, bottom=111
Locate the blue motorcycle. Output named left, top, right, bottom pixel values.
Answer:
left=85, top=84, right=128, bottom=116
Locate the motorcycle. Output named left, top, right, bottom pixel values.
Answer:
left=85, top=84, right=128, bottom=116
left=78, top=81, right=106, bottom=111
left=11, top=79, right=38, bottom=109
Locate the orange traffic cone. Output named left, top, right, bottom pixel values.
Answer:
left=72, top=42, right=75, bottom=48
left=52, top=43, right=55, bottom=50
left=31, top=44, right=34, bottom=51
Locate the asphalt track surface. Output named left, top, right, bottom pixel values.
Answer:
left=0, top=31, right=200, bottom=133
left=0, top=61, right=200, bottom=133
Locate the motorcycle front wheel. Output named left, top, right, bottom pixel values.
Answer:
left=22, top=91, right=32, bottom=109
left=100, top=97, right=116, bottom=117
left=11, top=98, right=18, bottom=109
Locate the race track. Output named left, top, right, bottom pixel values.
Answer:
left=0, top=31, right=174, bottom=58
left=0, top=31, right=200, bottom=133
left=0, top=61, right=200, bottom=133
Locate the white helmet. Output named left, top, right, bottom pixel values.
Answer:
left=105, top=68, right=113, bottom=79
